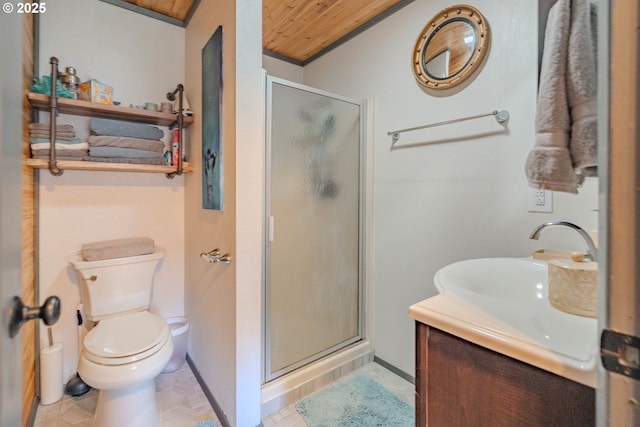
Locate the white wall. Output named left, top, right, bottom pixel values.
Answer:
left=38, top=0, right=186, bottom=382
left=278, top=0, right=599, bottom=376
left=262, top=55, right=304, bottom=83
left=185, top=1, right=263, bottom=425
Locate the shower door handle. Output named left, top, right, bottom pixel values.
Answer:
left=268, top=216, right=275, bottom=242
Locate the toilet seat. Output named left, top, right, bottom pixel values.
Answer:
left=83, top=311, right=169, bottom=366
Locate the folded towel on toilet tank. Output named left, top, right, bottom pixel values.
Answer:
left=81, top=237, right=156, bottom=261
left=90, top=118, right=165, bottom=140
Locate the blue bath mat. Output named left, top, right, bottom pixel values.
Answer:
left=295, top=374, right=414, bottom=427
left=192, top=419, right=217, bottom=427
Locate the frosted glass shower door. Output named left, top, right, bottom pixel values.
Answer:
left=266, top=78, right=363, bottom=381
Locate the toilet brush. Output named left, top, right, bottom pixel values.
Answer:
left=40, top=327, right=63, bottom=404
left=64, top=307, right=90, bottom=396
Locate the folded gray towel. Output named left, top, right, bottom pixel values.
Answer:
left=567, top=1, right=598, bottom=176
left=83, top=156, right=165, bottom=165
left=31, top=149, right=87, bottom=157
left=30, top=131, right=76, bottom=140
left=32, top=155, right=86, bottom=161
left=88, top=146, right=164, bottom=159
left=29, top=123, right=74, bottom=132
left=31, top=137, right=83, bottom=145
left=90, top=118, right=164, bottom=140
left=88, top=135, right=165, bottom=153
left=81, top=237, right=156, bottom=261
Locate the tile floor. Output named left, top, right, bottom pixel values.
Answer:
left=261, top=362, right=415, bottom=427
left=33, top=363, right=218, bottom=427
left=32, top=361, right=414, bottom=427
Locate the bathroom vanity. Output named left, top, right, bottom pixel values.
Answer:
left=413, top=323, right=594, bottom=426
left=409, top=257, right=597, bottom=426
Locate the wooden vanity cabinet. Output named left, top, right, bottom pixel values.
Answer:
left=415, top=322, right=595, bottom=427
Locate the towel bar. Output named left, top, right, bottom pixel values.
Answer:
left=200, top=248, right=232, bottom=264
left=387, top=109, right=509, bottom=144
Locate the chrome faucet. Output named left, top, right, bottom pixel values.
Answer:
left=529, top=221, right=598, bottom=262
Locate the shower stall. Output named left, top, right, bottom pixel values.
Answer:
left=263, top=76, right=370, bottom=408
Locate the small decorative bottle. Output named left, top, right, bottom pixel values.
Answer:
left=61, top=66, right=81, bottom=99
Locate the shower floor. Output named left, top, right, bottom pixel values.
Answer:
left=262, top=362, right=415, bottom=427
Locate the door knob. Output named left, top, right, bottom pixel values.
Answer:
left=8, top=295, right=61, bottom=338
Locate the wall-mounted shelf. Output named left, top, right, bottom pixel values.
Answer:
left=26, top=158, right=194, bottom=174
left=29, top=58, right=191, bottom=178
left=27, top=92, right=194, bottom=128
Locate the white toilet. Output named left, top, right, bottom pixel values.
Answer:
left=69, top=248, right=173, bottom=427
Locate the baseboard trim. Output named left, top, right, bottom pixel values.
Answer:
left=186, top=354, right=231, bottom=427
left=373, top=355, right=415, bottom=384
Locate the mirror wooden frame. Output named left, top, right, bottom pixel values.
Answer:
left=412, top=5, right=490, bottom=90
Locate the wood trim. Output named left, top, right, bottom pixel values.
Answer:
left=605, top=1, right=640, bottom=425
left=21, top=13, right=36, bottom=427
left=26, top=159, right=194, bottom=174
left=27, top=92, right=194, bottom=128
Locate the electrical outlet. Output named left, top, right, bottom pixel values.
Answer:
left=527, top=188, right=553, bottom=213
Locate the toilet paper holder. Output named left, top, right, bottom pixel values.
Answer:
left=8, top=295, right=61, bottom=338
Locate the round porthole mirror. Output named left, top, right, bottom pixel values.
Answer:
left=412, top=5, right=490, bottom=90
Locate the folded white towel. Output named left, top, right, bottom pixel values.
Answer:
left=30, top=142, right=89, bottom=150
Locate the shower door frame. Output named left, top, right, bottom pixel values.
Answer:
left=263, top=76, right=368, bottom=383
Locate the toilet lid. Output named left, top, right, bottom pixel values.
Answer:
left=84, top=311, right=168, bottom=359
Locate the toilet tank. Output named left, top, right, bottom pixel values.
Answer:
left=69, top=248, right=165, bottom=321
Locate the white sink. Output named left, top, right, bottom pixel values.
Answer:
left=409, top=257, right=598, bottom=388
left=434, top=257, right=548, bottom=301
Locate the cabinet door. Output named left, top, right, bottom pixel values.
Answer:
left=416, top=324, right=595, bottom=427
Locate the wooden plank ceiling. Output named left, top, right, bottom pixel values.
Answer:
left=263, top=0, right=407, bottom=64
left=115, top=0, right=411, bottom=65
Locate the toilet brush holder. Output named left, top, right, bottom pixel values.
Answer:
left=40, top=341, right=63, bottom=405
